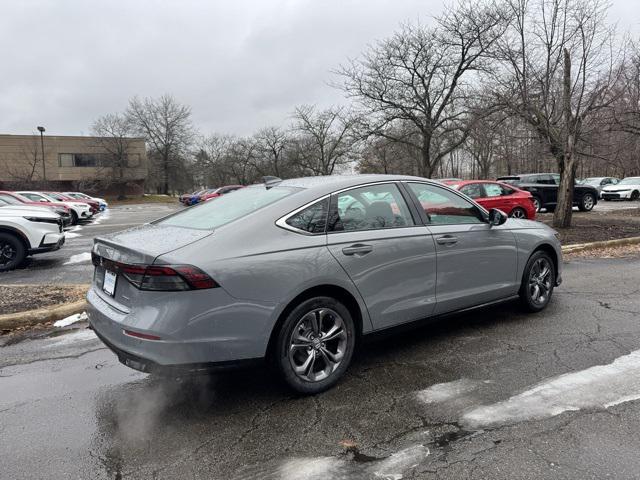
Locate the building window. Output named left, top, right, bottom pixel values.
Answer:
left=58, top=153, right=124, bottom=167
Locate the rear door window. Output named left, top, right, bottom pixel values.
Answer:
left=285, top=198, right=329, bottom=234
left=459, top=183, right=484, bottom=199
left=484, top=183, right=508, bottom=197
left=328, top=183, right=414, bottom=232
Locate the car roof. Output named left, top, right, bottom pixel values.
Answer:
left=275, top=174, right=433, bottom=194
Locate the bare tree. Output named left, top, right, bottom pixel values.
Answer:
left=91, top=113, right=139, bottom=199
left=127, top=95, right=195, bottom=194
left=491, top=0, right=623, bottom=227
left=252, top=126, right=290, bottom=177
left=290, top=105, right=359, bottom=176
left=4, top=134, right=43, bottom=183
left=335, top=2, right=508, bottom=178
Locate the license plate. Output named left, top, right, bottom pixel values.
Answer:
left=103, top=270, right=117, bottom=296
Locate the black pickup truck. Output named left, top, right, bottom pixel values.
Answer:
left=496, top=173, right=599, bottom=213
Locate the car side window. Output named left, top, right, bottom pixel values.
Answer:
left=408, top=183, right=484, bottom=225
left=285, top=198, right=329, bottom=234
left=459, top=183, right=484, bottom=199
left=483, top=183, right=505, bottom=197
left=328, top=184, right=414, bottom=232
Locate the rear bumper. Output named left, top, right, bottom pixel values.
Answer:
left=92, top=327, right=262, bottom=374
left=86, top=286, right=274, bottom=367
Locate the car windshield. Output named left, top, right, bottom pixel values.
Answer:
left=158, top=185, right=298, bottom=230
left=581, top=178, right=602, bottom=186
left=618, top=177, right=640, bottom=185
left=0, top=195, right=21, bottom=205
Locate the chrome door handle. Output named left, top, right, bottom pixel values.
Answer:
left=436, top=235, right=458, bottom=245
left=342, top=244, right=373, bottom=256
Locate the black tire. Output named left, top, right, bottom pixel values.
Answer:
left=519, top=250, right=556, bottom=313
left=274, top=296, right=356, bottom=395
left=531, top=196, right=542, bottom=213
left=509, top=207, right=528, bottom=219
left=579, top=193, right=596, bottom=211
left=0, top=232, right=27, bottom=272
left=631, top=191, right=639, bottom=201
left=70, top=210, right=79, bottom=225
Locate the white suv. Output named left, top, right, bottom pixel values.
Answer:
left=17, top=191, right=93, bottom=224
left=0, top=204, right=65, bottom=271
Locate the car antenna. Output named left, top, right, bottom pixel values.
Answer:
left=262, top=176, right=282, bottom=189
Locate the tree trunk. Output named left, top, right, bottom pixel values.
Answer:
left=421, top=133, right=432, bottom=178
left=163, top=153, right=169, bottom=195
left=553, top=48, right=576, bottom=228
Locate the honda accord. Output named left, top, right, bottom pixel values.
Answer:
left=87, top=175, right=562, bottom=394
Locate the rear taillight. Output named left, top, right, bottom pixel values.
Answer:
left=92, top=254, right=218, bottom=291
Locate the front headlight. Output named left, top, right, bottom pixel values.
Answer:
left=23, top=216, right=60, bottom=224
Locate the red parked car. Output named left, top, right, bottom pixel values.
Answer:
left=200, top=185, right=244, bottom=202
left=449, top=180, right=537, bottom=219
left=44, top=192, right=100, bottom=214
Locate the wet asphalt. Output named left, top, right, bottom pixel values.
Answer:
left=2, top=252, right=640, bottom=479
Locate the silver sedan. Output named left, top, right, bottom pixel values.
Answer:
left=87, top=175, right=562, bottom=394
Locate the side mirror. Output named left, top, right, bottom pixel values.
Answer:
left=488, top=208, right=508, bottom=227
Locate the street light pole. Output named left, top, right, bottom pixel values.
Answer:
left=37, top=126, right=46, bottom=181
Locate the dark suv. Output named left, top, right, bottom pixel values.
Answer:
left=496, top=173, right=598, bottom=213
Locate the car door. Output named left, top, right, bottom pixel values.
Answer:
left=404, top=182, right=519, bottom=315
left=325, top=182, right=437, bottom=330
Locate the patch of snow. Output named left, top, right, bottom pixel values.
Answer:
left=371, top=444, right=430, bottom=479
left=53, top=311, right=88, bottom=327
left=64, top=232, right=82, bottom=239
left=279, top=457, right=346, bottom=480
left=416, top=378, right=488, bottom=404
left=462, top=349, right=640, bottom=428
left=63, top=252, right=92, bottom=265
left=69, top=225, right=83, bottom=232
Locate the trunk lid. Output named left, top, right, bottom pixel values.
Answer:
left=92, top=224, right=213, bottom=310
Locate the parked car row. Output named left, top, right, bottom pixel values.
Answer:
left=179, top=185, right=244, bottom=206
left=0, top=190, right=108, bottom=272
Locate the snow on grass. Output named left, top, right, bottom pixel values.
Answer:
left=462, top=349, right=640, bottom=429
left=416, top=378, right=489, bottom=404
left=63, top=252, right=92, bottom=265
left=53, top=311, right=88, bottom=327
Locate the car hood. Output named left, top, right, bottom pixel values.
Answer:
left=602, top=184, right=640, bottom=191
left=0, top=205, right=60, bottom=217
left=505, top=218, right=541, bottom=229
left=93, top=224, right=214, bottom=264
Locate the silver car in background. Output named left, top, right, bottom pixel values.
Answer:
left=87, top=175, right=562, bottom=394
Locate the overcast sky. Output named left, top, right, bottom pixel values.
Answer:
left=0, top=0, right=638, bottom=138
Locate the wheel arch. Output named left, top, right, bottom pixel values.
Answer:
left=0, top=226, right=31, bottom=250
left=266, top=284, right=365, bottom=360
left=531, top=243, right=558, bottom=277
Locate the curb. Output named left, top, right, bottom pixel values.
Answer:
left=562, top=236, right=640, bottom=254
left=0, top=283, right=90, bottom=330
left=0, top=299, right=88, bottom=330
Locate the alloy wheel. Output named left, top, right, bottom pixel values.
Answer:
left=528, top=257, right=552, bottom=306
left=532, top=197, right=541, bottom=212
left=288, top=307, right=348, bottom=382
left=510, top=208, right=526, bottom=219
left=0, top=241, right=16, bottom=266
left=583, top=195, right=594, bottom=210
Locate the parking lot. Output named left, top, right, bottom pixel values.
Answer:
left=1, top=255, right=639, bottom=479
left=1, top=200, right=640, bottom=479
left=1, top=203, right=180, bottom=285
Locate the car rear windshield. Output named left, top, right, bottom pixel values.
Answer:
left=157, top=185, right=298, bottom=230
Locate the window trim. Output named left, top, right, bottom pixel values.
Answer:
left=326, top=181, right=419, bottom=234
left=275, top=194, right=331, bottom=236
left=402, top=181, right=489, bottom=226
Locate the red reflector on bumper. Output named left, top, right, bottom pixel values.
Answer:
left=123, top=329, right=162, bottom=341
